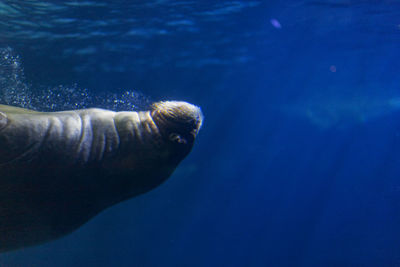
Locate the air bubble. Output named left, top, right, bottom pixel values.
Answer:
left=0, top=47, right=151, bottom=112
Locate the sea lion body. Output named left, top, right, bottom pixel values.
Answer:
left=0, top=101, right=202, bottom=252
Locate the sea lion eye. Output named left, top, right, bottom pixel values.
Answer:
left=169, top=133, right=187, bottom=144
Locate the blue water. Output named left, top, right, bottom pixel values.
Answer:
left=1, top=0, right=400, bottom=266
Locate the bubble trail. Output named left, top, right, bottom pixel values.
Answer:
left=0, top=47, right=151, bottom=112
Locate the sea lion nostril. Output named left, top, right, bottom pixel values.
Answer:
left=169, top=133, right=187, bottom=144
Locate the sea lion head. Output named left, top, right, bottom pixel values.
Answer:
left=151, top=101, right=203, bottom=158
left=108, top=101, right=203, bottom=196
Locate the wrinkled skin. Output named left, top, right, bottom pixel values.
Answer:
left=0, top=101, right=203, bottom=252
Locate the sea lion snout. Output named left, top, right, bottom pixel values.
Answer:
left=151, top=101, right=203, bottom=146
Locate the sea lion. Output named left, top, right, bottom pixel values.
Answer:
left=0, top=100, right=203, bottom=252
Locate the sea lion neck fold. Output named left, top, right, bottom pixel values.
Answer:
left=0, top=101, right=203, bottom=252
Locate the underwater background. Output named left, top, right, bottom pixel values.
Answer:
left=1, top=0, right=400, bottom=266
